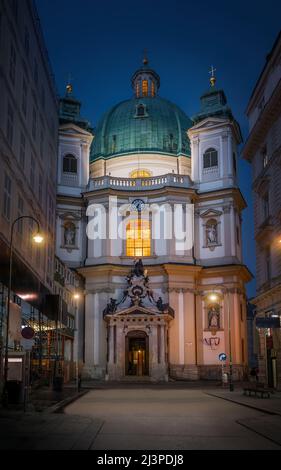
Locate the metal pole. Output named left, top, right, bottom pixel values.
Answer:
left=2, top=216, right=41, bottom=406
left=75, top=301, right=79, bottom=392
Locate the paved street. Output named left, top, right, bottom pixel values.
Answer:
left=65, top=386, right=281, bottom=450
left=1, top=385, right=281, bottom=450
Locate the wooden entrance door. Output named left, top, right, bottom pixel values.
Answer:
left=125, top=330, right=149, bottom=376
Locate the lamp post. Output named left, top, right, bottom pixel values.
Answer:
left=2, top=216, right=44, bottom=406
left=207, top=284, right=234, bottom=392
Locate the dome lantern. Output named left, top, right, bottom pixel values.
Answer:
left=131, top=56, right=160, bottom=98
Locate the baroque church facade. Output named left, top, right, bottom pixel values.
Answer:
left=56, top=60, right=251, bottom=381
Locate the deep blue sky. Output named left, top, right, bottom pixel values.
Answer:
left=36, top=0, right=281, bottom=297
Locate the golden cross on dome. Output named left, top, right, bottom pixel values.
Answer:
left=66, top=73, right=73, bottom=95
left=143, top=49, right=148, bottom=65
left=209, top=65, right=216, bottom=87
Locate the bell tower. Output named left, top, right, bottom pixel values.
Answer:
left=188, top=68, right=242, bottom=192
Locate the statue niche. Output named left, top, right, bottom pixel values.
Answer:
left=206, top=219, right=218, bottom=249
left=64, top=221, right=76, bottom=246
left=208, top=304, right=220, bottom=334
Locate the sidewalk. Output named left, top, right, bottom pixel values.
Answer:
left=0, top=410, right=103, bottom=450
left=29, top=381, right=81, bottom=412
left=206, top=387, right=281, bottom=416
left=0, top=380, right=83, bottom=413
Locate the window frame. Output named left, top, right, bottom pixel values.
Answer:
left=203, top=148, right=218, bottom=169
left=63, top=154, right=78, bottom=174
left=126, top=217, right=151, bottom=257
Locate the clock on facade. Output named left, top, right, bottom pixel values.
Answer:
left=131, top=199, right=145, bottom=212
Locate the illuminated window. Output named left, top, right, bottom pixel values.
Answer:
left=142, top=80, right=148, bottom=96
left=126, top=219, right=151, bottom=257
left=136, top=81, right=140, bottom=98
left=130, top=169, right=151, bottom=178
left=151, top=80, right=155, bottom=97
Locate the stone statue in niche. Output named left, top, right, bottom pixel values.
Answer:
left=133, top=259, right=144, bottom=277
left=206, top=222, right=218, bottom=245
left=64, top=223, right=76, bottom=246
left=208, top=305, right=220, bottom=330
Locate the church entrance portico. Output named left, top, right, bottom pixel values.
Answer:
left=103, top=260, right=174, bottom=381
left=105, top=309, right=172, bottom=381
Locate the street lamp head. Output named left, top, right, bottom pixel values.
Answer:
left=73, top=293, right=80, bottom=300
left=33, top=232, right=44, bottom=244
left=209, top=293, right=218, bottom=302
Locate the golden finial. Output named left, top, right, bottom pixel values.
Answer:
left=209, top=65, right=216, bottom=87
left=143, top=48, right=148, bottom=66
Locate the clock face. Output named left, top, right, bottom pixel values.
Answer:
left=131, top=199, right=145, bottom=212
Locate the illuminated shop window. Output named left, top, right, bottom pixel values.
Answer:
left=126, top=219, right=151, bottom=257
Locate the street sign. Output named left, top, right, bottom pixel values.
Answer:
left=219, top=353, right=227, bottom=361
left=21, top=326, right=35, bottom=339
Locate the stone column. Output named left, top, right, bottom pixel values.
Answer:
left=160, top=324, right=165, bottom=364
left=178, top=290, right=185, bottom=364
left=84, top=293, right=95, bottom=377
left=93, top=293, right=100, bottom=365
left=108, top=324, right=114, bottom=364
left=233, top=292, right=241, bottom=365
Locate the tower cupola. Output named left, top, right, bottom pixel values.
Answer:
left=131, top=55, right=160, bottom=98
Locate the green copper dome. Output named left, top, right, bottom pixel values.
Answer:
left=90, top=96, right=193, bottom=162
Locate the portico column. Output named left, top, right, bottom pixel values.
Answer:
left=178, top=290, right=185, bottom=364
left=160, top=324, right=165, bottom=363
left=108, top=324, right=114, bottom=364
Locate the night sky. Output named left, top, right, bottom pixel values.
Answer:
left=36, top=0, right=281, bottom=298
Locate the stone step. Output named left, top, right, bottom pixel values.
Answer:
left=119, top=376, right=152, bottom=382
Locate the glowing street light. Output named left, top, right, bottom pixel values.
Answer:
left=32, top=232, right=44, bottom=244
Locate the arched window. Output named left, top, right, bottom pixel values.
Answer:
left=126, top=219, right=151, bottom=257
left=151, top=80, right=155, bottom=97
left=63, top=154, right=77, bottom=173
left=137, top=104, right=145, bottom=116
left=142, top=80, right=148, bottom=96
left=136, top=81, right=140, bottom=98
left=203, top=148, right=218, bottom=169
left=130, top=169, right=151, bottom=178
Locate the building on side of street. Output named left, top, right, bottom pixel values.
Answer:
left=243, top=31, right=281, bottom=389
left=0, top=0, right=58, bottom=389
left=52, top=256, right=84, bottom=384
left=246, top=300, right=258, bottom=370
